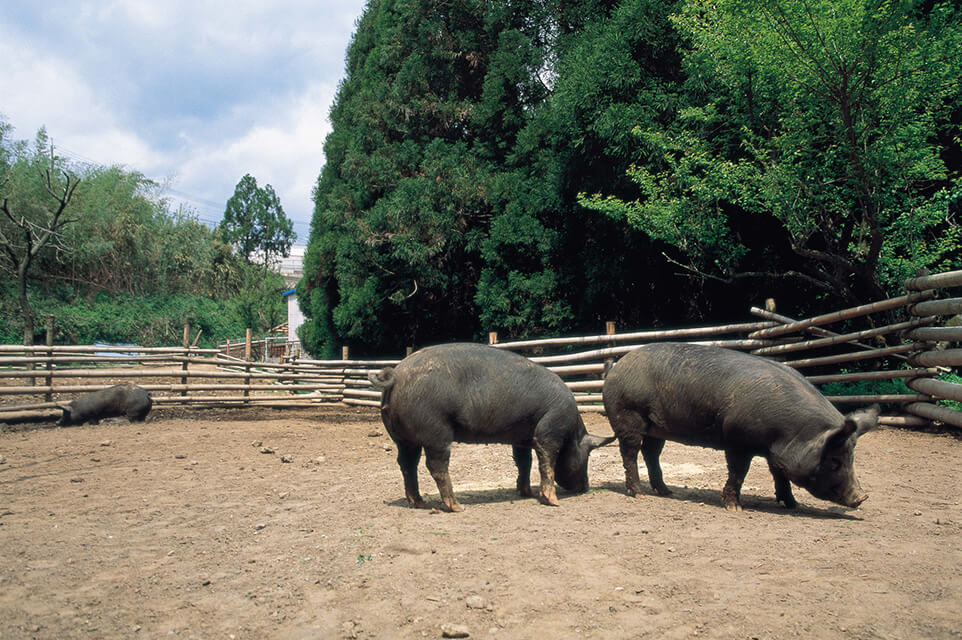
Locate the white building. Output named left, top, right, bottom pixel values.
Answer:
left=278, top=244, right=306, bottom=354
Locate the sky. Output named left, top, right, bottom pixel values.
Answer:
left=0, top=1, right=370, bottom=242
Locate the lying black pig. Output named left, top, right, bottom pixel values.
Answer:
left=602, top=342, right=878, bottom=511
left=57, top=383, right=152, bottom=426
left=368, top=343, right=614, bottom=511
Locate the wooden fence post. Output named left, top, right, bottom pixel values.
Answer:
left=244, top=328, right=252, bottom=403
left=488, top=332, right=498, bottom=345
left=44, top=315, right=54, bottom=402
left=604, top=321, right=616, bottom=377
left=181, top=321, right=190, bottom=397
left=342, top=346, right=350, bottom=360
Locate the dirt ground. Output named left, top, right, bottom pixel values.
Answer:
left=0, top=404, right=959, bottom=640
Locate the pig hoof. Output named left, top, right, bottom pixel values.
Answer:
left=653, top=485, right=672, bottom=496
left=539, top=492, right=560, bottom=507
left=517, top=484, right=533, bottom=498
left=447, top=503, right=464, bottom=513
left=724, top=502, right=743, bottom=512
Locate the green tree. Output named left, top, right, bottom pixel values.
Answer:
left=220, top=174, right=295, bottom=268
left=301, top=0, right=570, bottom=356
left=0, top=127, right=81, bottom=345
left=501, top=0, right=703, bottom=330
left=582, top=0, right=962, bottom=306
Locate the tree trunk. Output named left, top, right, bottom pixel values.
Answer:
left=18, top=260, right=35, bottom=347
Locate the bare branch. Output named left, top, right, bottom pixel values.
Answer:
left=660, top=252, right=833, bottom=291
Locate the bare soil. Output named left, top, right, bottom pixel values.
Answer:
left=0, top=404, right=959, bottom=639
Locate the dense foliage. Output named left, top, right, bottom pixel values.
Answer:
left=583, top=0, right=962, bottom=306
left=301, top=0, right=961, bottom=357
left=0, top=124, right=287, bottom=347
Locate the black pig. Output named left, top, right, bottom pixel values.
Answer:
left=57, top=383, right=152, bottom=426
left=368, top=343, right=614, bottom=511
left=602, top=342, right=878, bottom=511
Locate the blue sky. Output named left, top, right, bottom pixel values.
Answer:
left=0, top=1, right=370, bottom=241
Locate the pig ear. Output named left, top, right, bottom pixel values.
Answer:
left=56, top=402, right=72, bottom=412
left=842, top=404, right=880, bottom=439
left=582, top=433, right=617, bottom=451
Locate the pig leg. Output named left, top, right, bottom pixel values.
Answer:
left=424, top=445, right=463, bottom=512
left=641, top=437, right=671, bottom=496
left=396, top=441, right=427, bottom=508
left=512, top=446, right=533, bottom=497
left=532, top=442, right=560, bottom=506
left=722, top=449, right=752, bottom=512
left=766, top=459, right=797, bottom=508
left=618, top=439, right=645, bottom=498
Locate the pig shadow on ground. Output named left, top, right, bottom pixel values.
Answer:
left=383, top=485, right=589, bottom=511
left=591, top=480, right=864, bottom=521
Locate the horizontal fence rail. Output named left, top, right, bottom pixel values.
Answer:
left=1, top=269, right=960, bottom=429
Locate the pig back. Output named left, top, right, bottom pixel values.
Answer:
left=604, top=343, right=841, bottom=447
left=65, top=383, right=150, bottom=423
left=384, top=343, right=579, bottom=444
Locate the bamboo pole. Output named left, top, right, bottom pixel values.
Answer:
left=573, top=393, right=603, bottom=403
left=877, top=415, right=932, bottom=427
left=0, top=381, right=346, bottom=396
left=343, top=389, right=381, bottom=399
left=806, top=368, right=938, bottom=385
left=910, top=349, right=962, bottom=368
left=903, top=269, right=962, bottom=291
left=782, top=343, right=918, bottom=368
left=0, top=355, right=188, bottom=366
left=281, top=358, right=401, bottom=367
left=149, top=396, right=337, bottom=406
left=906, top=377, right=962, bottom=403
left=824, top=394, right=929, bottom=404
left=492, top=321, right=777, bottom=351
left=910, top=298, right=962, bottom=318
left=907, top=327, right=962, bottom=342
left=750, top=307, right=888, bottom=353
left=547, top=364, right=606, bottom=376
left=0, top=368, right=346, bottom=380
left=906, top=402, right=962, bottom=428
left=566, top=380, right=604, bottom=391
left=748, top=292, right=933, bottom=340
left=528, top=339, right=776, bottom=366
left=0, top=345, right=220, bottom=354
left=343, top=398, right=381, bottom=408
left=751, top=318, right=929, bottom=357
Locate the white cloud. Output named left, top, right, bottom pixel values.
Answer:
left=173, top=81, right=338, bottom=237
left=0, top=19, right=157, bottom=169
left=0, top=0, right=366, bottom=236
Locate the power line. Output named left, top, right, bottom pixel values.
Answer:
left=48, top=140, right=310, bottom=236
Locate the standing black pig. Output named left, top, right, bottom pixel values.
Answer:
left=602, top=342, right=878, bottom=511
left=368, top=343, right=615, bottom=512
left=57, top=383, right=152, bottom=426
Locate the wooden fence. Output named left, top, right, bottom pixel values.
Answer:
left=1, top=270, right=960, bottom=428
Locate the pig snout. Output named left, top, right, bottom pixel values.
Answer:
left=846, top=492, right=868, bottom=508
